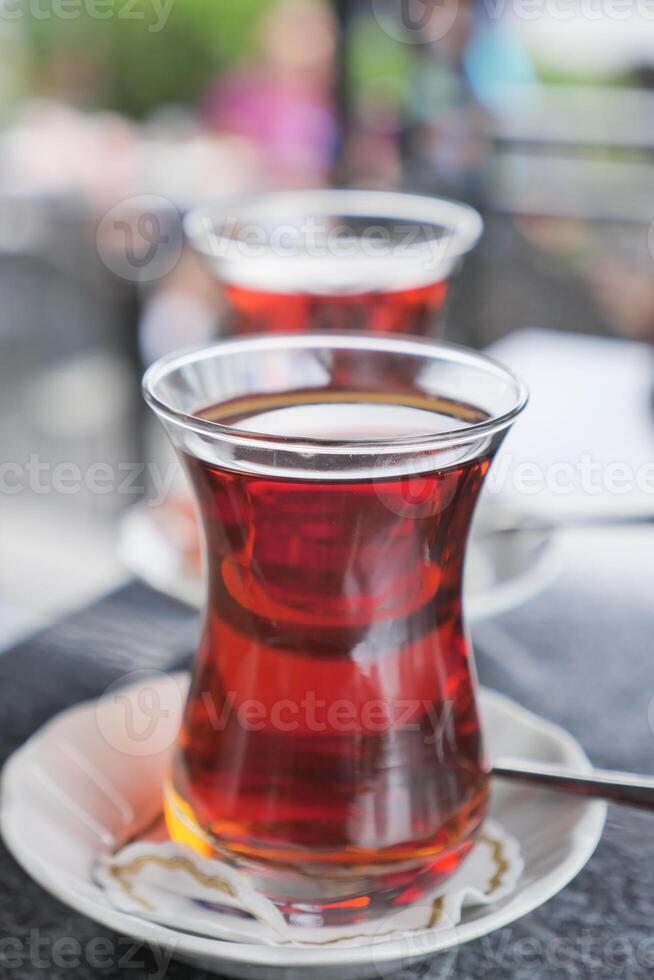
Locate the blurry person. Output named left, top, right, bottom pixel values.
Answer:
left=377, top=0, right=612, bottom=348
left=202, top=0, right=338, bottom=188
left=401, top=0, right=536, bottom=201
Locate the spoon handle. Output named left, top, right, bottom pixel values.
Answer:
left=492, top=758, right=654, bottom=811
left=484, top=512, right=654, bottom=538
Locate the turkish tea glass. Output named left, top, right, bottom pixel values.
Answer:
left=184, top=189, right=482, bottom=337
left=143, top=332, right=526, bottom=925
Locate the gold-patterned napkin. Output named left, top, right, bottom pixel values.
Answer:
left=94, top=819, right=522, bottom=948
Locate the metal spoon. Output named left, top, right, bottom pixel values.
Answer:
left=493, top=759, right=654, bottom=811
left=479, top=512, right=654, bottom=540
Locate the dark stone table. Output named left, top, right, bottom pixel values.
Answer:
left=2, top=528, right=654, bottom=978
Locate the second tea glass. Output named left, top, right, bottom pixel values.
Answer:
left=184, top=189, right=482, bottom=337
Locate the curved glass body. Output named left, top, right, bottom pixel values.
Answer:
left=185, top=190, right=482, bottom=337
left=143, top=333, right=526, bottom=925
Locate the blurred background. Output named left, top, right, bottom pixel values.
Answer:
left=2, top=0, right=654, bottom=642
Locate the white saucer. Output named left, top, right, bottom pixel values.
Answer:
left=117, top=502, right=561, bottom=621
left=1, top=674, right=605, bottom=980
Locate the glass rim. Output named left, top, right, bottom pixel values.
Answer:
left=184, top=189, right=483, bottom=295
left=143, top=332, right=528, bottom=455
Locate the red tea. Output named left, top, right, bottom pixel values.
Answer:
left=222, top=279, right=449, bottom=336
left=165, top=388, right=490, bottom=913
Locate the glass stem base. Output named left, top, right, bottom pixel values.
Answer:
left=163, top=780, right=478, bottom=927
